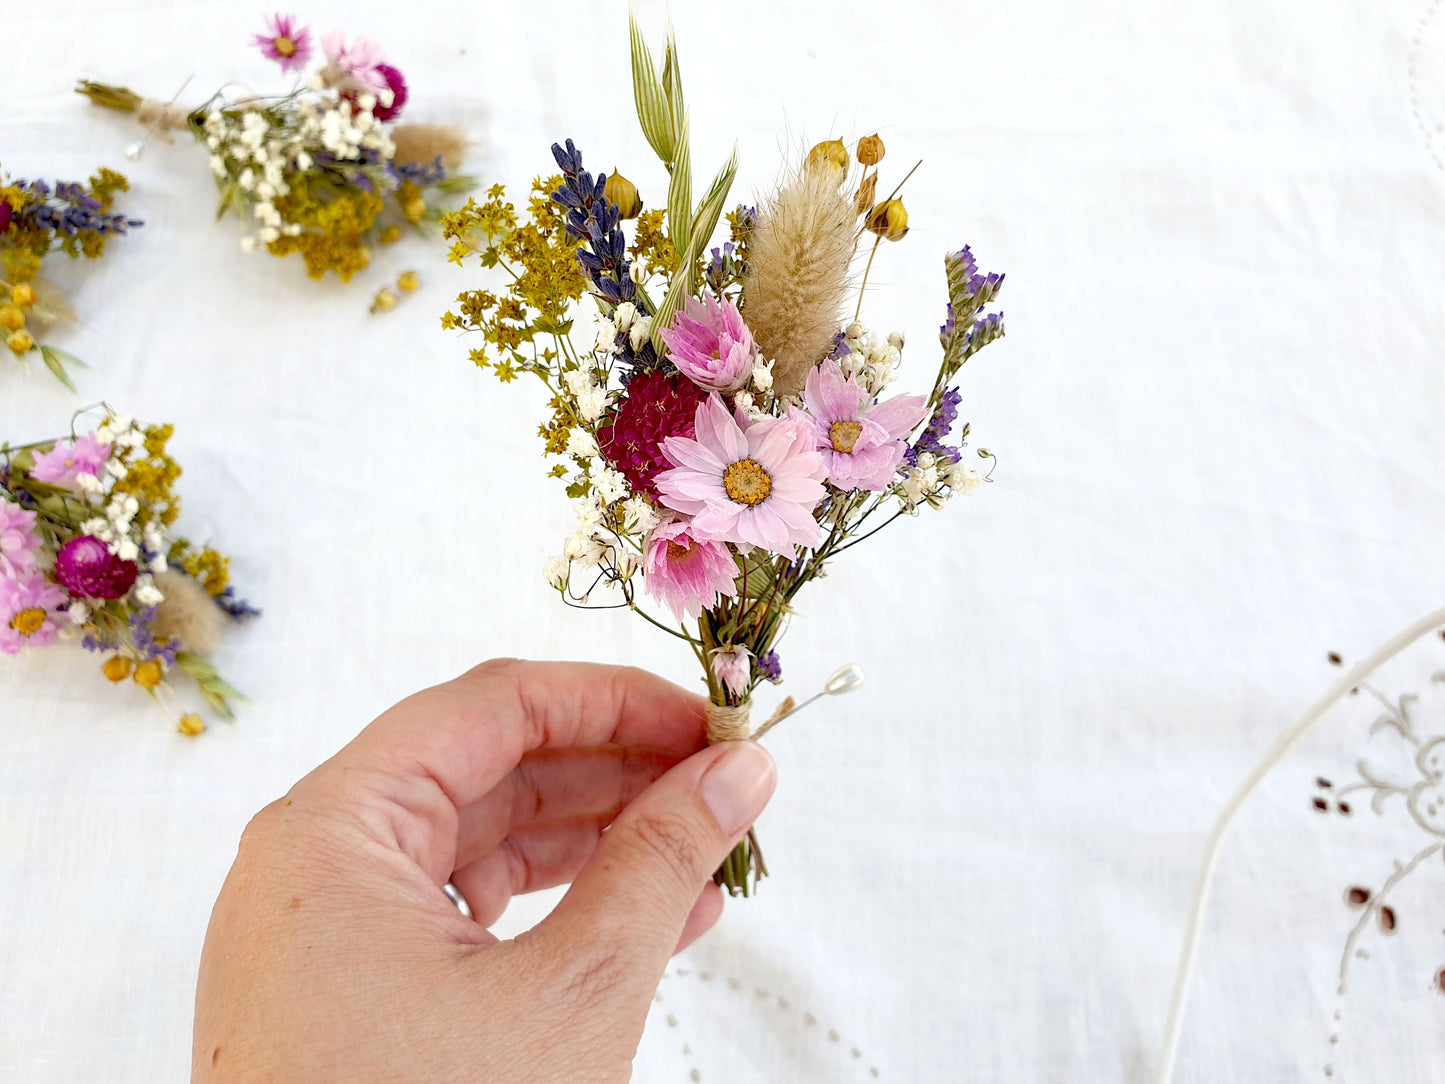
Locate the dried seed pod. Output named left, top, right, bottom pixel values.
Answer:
left=854, top=172, right=878, bottom=216
left=866, top=198, right=909, bottom=241
left=806, top=139, right=849, bottom=176
left=856, top=133, right=885, bottom=166
left=604, top=171, right=643, bottom=218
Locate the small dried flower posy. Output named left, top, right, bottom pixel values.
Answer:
left=1, top=407, right=258, bottom=734
left=0, top=167, right=143, bottom=389
left=77, top=13, right=473, bottom=299
left=443, top=14, right=1006, bottom=895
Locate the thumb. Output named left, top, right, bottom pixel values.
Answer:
left=533, top=740, right=776, bottom=1001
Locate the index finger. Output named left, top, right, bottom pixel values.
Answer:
left=331, top=658, right=709, bottom=816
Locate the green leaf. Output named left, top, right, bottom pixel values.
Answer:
left=629, top=9, right=673, bottom=164
left=651, top=145, right=740, bottom=348
left=667, top=112, right=692, bottom=258
left=662, top=25, right=686, bottom=153
left=38, top=347, right=78, bottom=393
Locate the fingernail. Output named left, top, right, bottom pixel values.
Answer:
left=700, top=741, right=777, bottom=836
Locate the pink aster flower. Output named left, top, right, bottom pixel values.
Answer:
left=0, top=573, right=67, bottom=655
left=795, top=361, right=927, bottom=492
left=659, top=290, right=754, bottom=393
left=710, top=644, right=753, bottom=699
left=0, top=499, right=41, bottom=577
left=322, top=32, right=390, bottom=96
left=253, top=13, right=314, bottom=73
left=656, top=394, right=827, bottom=558
left=29, top=433, right=112, bottom=489
left=643, top=517, right=739, bottom=623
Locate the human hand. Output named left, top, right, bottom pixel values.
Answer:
left=191, top=659, right=777, bottom=1082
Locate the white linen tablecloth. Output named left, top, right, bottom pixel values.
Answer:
left=3, top=0, right=1445, bottom=1079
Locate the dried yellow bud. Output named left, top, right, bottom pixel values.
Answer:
left=10, top=282, right=37, bottom=307
left=6, top=329, right=34, bottom=355
left=854, top=172, right=878, bottom=217
left=806, top=139, right=849, bottom=175
left=371, top=288, right=398, bottom=314
left=379, top=225, right=402, bottom=244
left=102, top=655, right=134, bottom=683
left=866, top=198, right=909, bottom=242
left=0, top=304, right=24, bottom=332
left=397, top=270, right=419, bottom=292
left=402, top=196, right=427, bottom=222
left=604, top=171, right=643, bottom=219
left=133, top=659, right=164, bottom=689
left=856, top=134, right=885, bottom=166
left=178, top=713, right=206, bottom=737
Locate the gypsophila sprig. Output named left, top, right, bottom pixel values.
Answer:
left=77, top=16, right=474, bottom=303
left=0, top=406, right=259, bottom=734
left=442, top=12, right=1008, bottom=896
left=0, top=166, right=143, bottom=389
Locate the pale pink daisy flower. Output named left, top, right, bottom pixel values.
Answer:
left=710, top=644, right=753, bottom=699
left=0, top=499, right=41, bottom=577
left=795, top=360, right=927, bottom=492
left=0, top=574, right=67, bottom=655
left=322, top=32, right=390, bottom=96
left=253, top=13, right=314, bottom=73
left=643, top=517, right=739, bottom=623
left=656, top=394, right=827, bottom=558
left=659, top=289, right=754, bottom=393
left=29, top=433, right=112, bottom=489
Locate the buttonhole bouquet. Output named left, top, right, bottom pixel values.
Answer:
left=0, top=167, right=143, bottom=389
left=1, top=407, right=258, bottom=735
left=441, top=14, right=1006, bottom=894
left=77, top=12, right=473, bottom=306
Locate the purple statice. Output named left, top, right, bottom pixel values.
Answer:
left=17, top=178, right=143, bottom=237
left=908, top=386, right=964, bottom=465
left=549, top=138, right=663, bottom=383
left=130, top=606, right=180, bottom=665
left=549, top=139, right=637, bottom=307
left=757, top=649, right=783, bottom=684
left=215, top=587, right=262, bottom=622
left=829, top=329, right=852, bottom=359
left=395, top=156, right=447, bottom=186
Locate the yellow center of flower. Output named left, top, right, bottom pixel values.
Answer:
left=275, top=35, right=297, bottom=56
left=722, top=458, right=773, bottom=506
left=10, top=607, right=45, bottom=636
left=829, top=419, right=863, bottom=454
left=666, top=539, right=693, bottom=560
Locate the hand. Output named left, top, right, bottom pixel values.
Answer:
left=192, top=659, right=777, bottom=1082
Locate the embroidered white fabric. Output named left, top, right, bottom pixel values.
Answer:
left=3, top=0, right=1445, bottom=1080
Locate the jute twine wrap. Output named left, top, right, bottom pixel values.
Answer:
left=705, top=702, right=752, bottom=743
left=135, top=99, right=189, bottom=130
left=704, top=697, right=797, bottom=744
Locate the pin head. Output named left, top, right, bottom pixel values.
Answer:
left=824, top=664, right=865, bottom=696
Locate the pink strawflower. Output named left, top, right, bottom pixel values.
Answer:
left=29, top=433, right=111, bottom=489
left=659, top=290, right=754, bottom=393
left=656, top=394, right=827, bottom=558
left=372, top=64, right=408, bottom=121
left=710, top=644, right=753, bottom=699
left=54, top=535, right=137, bottom=601
left=253, top=13, right=314, bottom=73
left=0, top=499, right=41, bottom=577
left=0, top=574, right=67, bottom=655
left=643, top=517, right=739, bottom=623
left=795, top=361, right=927, bottom=492
left=322, top=32, right=390, bottom=96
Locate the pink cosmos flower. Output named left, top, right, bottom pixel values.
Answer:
left=643, top=517, right=739, bottom=623
left=29, top=433, right=112, bottom=489
left=659, top=290, right=754, bottom=393
left=253, top=13, right=314, bottom=73
left=0, top=574, right=67, bottom=655
left=795, top=361, right=927, bottom=492
left=656, top=394, right=827, bottom=558
left=322, top=32, right=390, bottom=96
left=710, top=644, right=753, bottom=699
left=0, top=499, right=41, bottom=577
